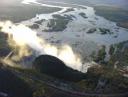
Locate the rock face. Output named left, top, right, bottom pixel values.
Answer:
left=33, top=55, right=86, bottom=82
left=33, top=55, right=67, bottom=78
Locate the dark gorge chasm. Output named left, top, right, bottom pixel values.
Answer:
left=33, top=55, right=86, bottom=82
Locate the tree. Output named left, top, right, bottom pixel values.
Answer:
left=94, top=46, right=106, bottom=63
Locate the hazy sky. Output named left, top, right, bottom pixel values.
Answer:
left=0, top=0, right=128, bottom=9
left=40, top=0, right=128, bottom=9
left=0, top=0, right=21, bottom=4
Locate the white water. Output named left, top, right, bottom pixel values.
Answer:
left=21, top=1, right=128, bottom=46
left=20, top=0, right=128, bottom=72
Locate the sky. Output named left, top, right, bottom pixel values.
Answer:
left=38, top=0, right=128, bottom=9
left=0, top=0, right=128, bottom=9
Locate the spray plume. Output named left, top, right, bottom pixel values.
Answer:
left=22, top=0, right=37, bottom=4
left=0, top=21, right=83, bottom=71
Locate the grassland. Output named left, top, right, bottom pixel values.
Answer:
left=0, top=4, right=61, bottom=23
left=94, top=6, right=128, bottom=29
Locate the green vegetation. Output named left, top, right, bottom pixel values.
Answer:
left=95, top=6, right=128, bottom=28
left=33, top=86, right=45, bottom=97
left=0, top=32, right=11, bottom=57
left=0, top=65, right=33, bottom=97
left=0, top=4, right=61, bottom=23
left=8, top=66, right=59, bottom=97
left=109, top=45, right=115, bottom=55
left=77, top=65, right=128, bottom=93
left=86, top=28, right=96, bottom=34
left=99, top=28, right=112, bottom=35
left=117, top=22, right=128, bottom=29
left=2, top=60, right=128, bottom=96
left=29, top=24, right=39, bottom=29
left=93, top=46, right=106, bottom=63
left=108, top=41, right=128, bottom=68
left=82, top=27, right=114, bottom=36
left=44, top=14, right=73, bottom=32
left=79, top=12, right=87, bottom=18
left=0, top=32, right=7, bottom=48
left=35, top=19, right=46, bottom=25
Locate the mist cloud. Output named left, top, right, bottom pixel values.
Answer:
left=0, top=21, right=83, bottom=71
